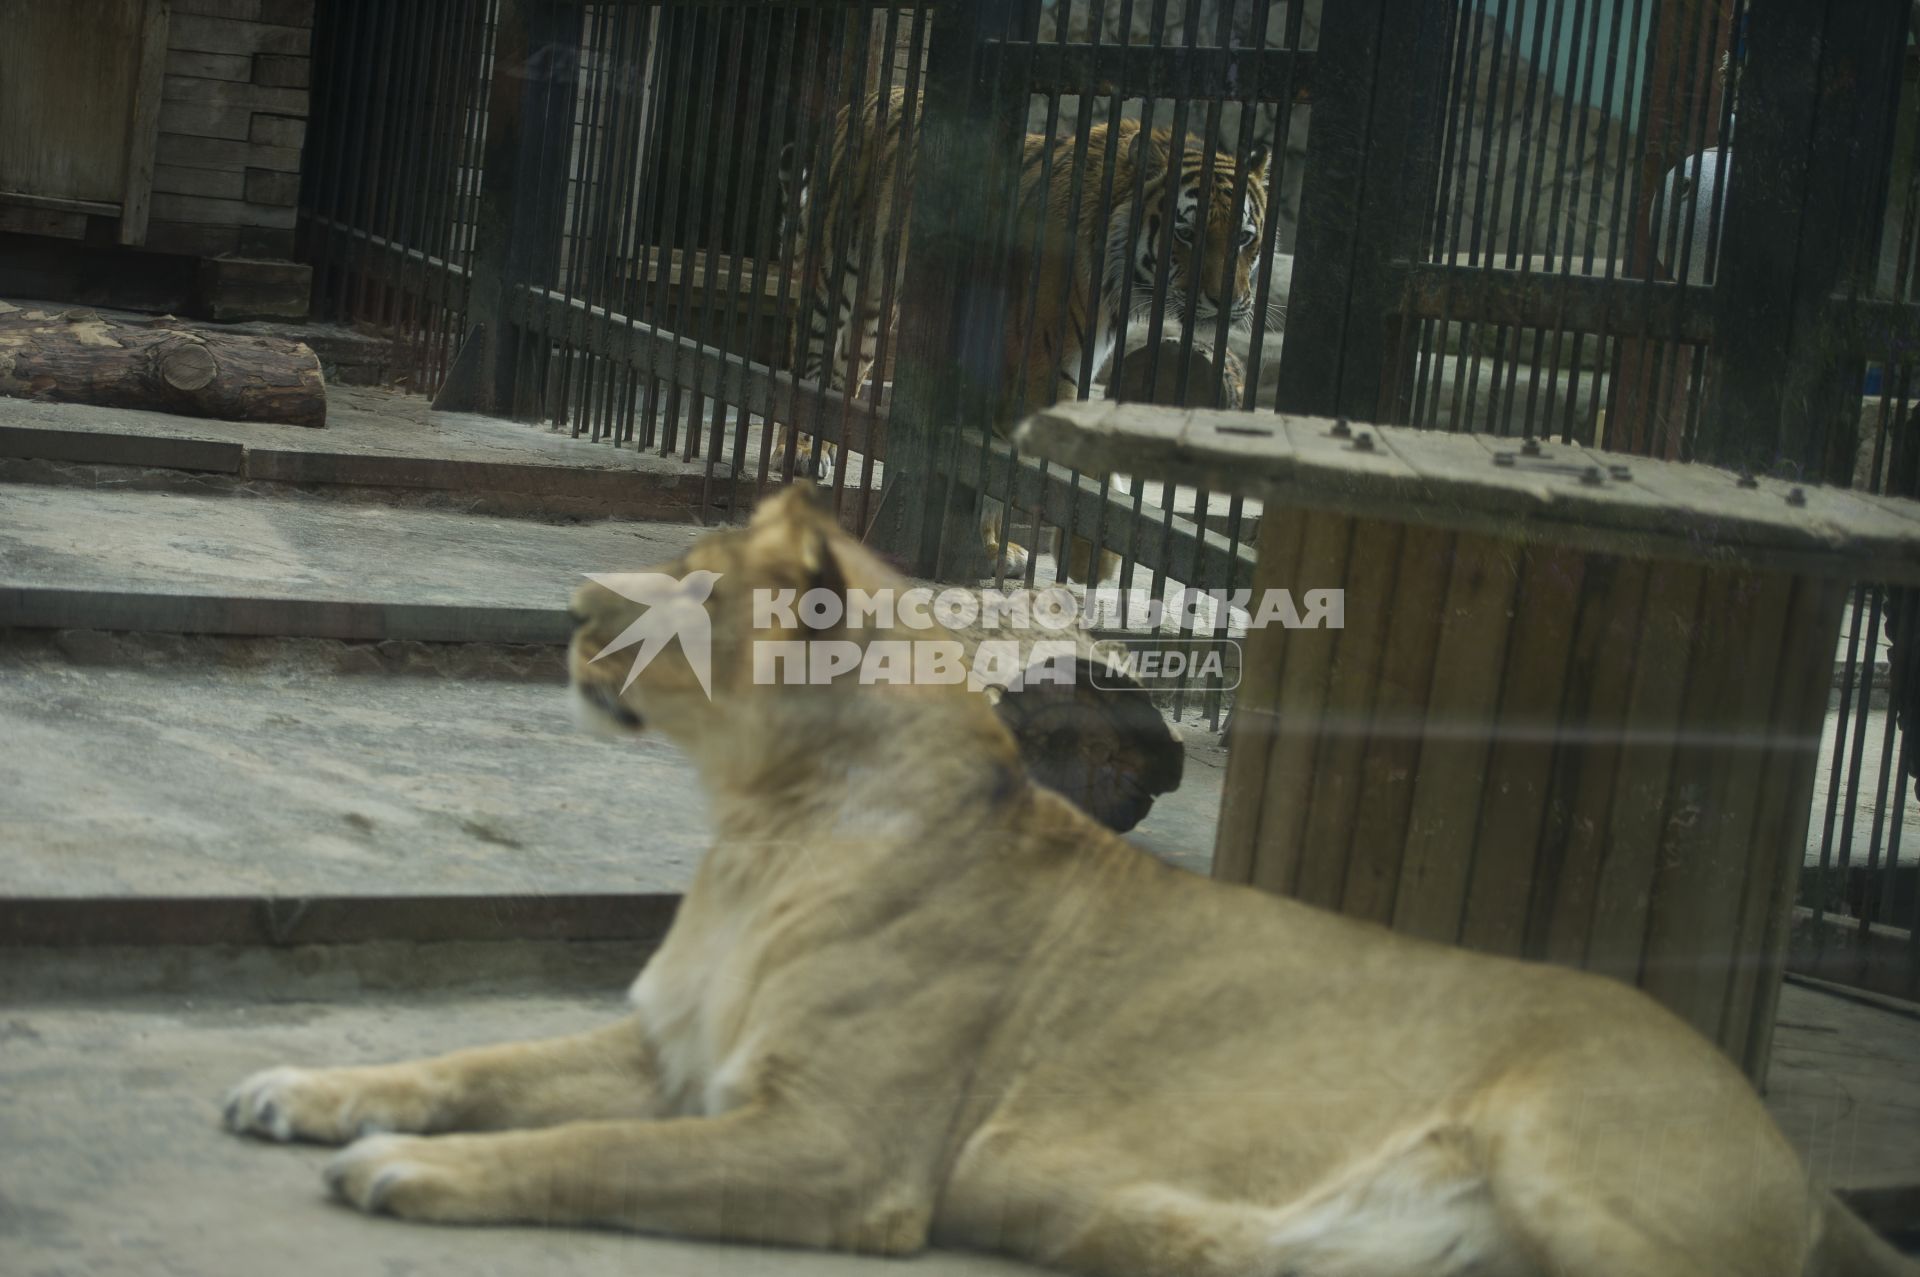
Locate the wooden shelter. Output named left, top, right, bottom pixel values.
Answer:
left=1021, top=400, right=1920, bottom=1083
left=0, top=0, right=314, bottom=319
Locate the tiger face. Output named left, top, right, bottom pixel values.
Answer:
left=1156, top=141, right=1271, bottom=331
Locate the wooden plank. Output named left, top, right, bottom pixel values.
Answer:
left=1247, top=512, right=1355, bottom=899
left=1016, top=403, right=1920, bottom=586
left=1278, top=412, right=1420, bottom=496
left=1458, top=542, right=1588, bottom=958
left=161, top=74, right=309, bottom=115
left=1339, top=524, right=1455, bottom=925
left=168, top=14, right=312, bottom=57
left=0, top=205, right=88, bottom=238
left=1720, top=574, right=1840, bottom=1071
left=1391, top=531, right=1522, bottom=944
left=1739, top=576, right=1850, bottom=1083
left=0, top=191, right=120, bottom=218
left=149, top=192, right=296, bottom=229
left=252, top=53, right=309, bottom=88
left=157, top=133, right=299, bottom=173
left=1635, top=569, right=1765, bottom=1043
left=158, top=101, right=252, bottom=141
left=197, top=256, right=311, bottom=320
left=249, top=114, right=306, bottom=148
left=1583, top=560, right=1706, bottom=980
left=153, top=164, right=246, bottom=200
left=165, top=49, right=253, bottom=81
left=1292, top=516, right=1402, bottom=911
left=244, top=167, right=299, bottom=206
left=1690, top=573, right=1798, bottom=1046
left=1532, top=556, right=1652, bottom=965
left=171, top=0, right=262, bottom=18
left=258, top=0, right=312, bottom=26
left=1212, top=507, right=1310, bottom=885
left=141, top=219, right=243, bottom=256
left=0, top=0, right=142, bottom=205
left=235, top=224, right=294, bottom=258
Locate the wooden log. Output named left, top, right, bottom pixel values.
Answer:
left=0, top=303, right=324, bottom=427
left=925, top=582, right=1185, bottom=834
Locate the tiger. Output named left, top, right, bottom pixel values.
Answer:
left=1001, top=119, right=1270, bottom=423
left=778, top=92, right=1274, bottom=581
left=774, top=86, right=924, bottom=486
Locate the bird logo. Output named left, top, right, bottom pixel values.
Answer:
left=582, top=570, right=723, bottom=699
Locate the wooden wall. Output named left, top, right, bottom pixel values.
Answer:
left=148, top=0, right=315, bottom=258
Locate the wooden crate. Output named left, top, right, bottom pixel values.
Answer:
left=1020, top=401, right=1920, bottom=1082
left=0, top=0, right=313, bottom=268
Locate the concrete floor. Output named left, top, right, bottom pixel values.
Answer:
left=0, top=981, right=1910, bottom=1276
left=0, top=992, right=1046, bottom=1277
left=1766, top=980, right=1920, bottom=1196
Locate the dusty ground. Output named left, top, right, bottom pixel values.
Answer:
left=0, top=992, right=1046, bottom=1277
left=0, top=981, right=1911, bottom=1275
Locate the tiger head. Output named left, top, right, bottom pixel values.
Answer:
left=1142, top=137, right=1273, bottom=331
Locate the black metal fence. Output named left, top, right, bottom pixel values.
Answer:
left=1275, top=0, right=1919, bottom=1000
left=298, top=0, right=1919, bottom=997
left=302, top=0, right=498, bottom=393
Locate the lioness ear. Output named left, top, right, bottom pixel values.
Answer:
left=1245, top=141, right=1270, bottom=183
left=797, top=527, right=846, bottom=634
left=788, top=480, right=833, bottom=515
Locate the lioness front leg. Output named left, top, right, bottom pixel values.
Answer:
left=323, top=1104, right=929, bottom=1254
left=223, top=1016, right=656, bottom=1144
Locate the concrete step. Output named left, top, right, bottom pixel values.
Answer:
left=0, top=632, right=709, bottom=905
left=0, top=384, right=875, bottom=521
left=0, top=629, right=1222, bottom=920
left=0, top=989, right=1049, bottom=1277
left=0, top=481, right=704, bottom=642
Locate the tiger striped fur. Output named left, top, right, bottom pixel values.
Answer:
left=779, top=92, right=1272, bottom=580
left=1001, top=119, right=1270, bottom=423
left=774, top=87, right=921, bottom=484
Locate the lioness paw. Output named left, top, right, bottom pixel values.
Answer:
left=222, top=1065, right=432, bottom=1145
left=324, top=1134, right=495, bottom=1223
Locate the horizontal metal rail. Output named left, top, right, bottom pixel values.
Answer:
left=514, top=285, right=886, bottom=457
left=1845, top=298, right=1920, bottom=365
left=1000, top=43, right=1316, bottom=105
left=1400, top=264, right=1920, bottom=366
left=1398, top=263, right=1715, bottom=345
left=305, top=213, right=469, bottom=307
left=947, top=429, right=1256, bottom=588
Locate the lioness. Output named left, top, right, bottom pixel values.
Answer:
left=224, top=487, right=1914, bottom=1277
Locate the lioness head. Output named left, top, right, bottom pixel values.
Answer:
left=568, top=486, right=1007, bottom=784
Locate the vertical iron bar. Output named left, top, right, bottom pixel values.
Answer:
left=739, top=4, right=805, bottom=506
left=879, top=0, right=1019, bottom=576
